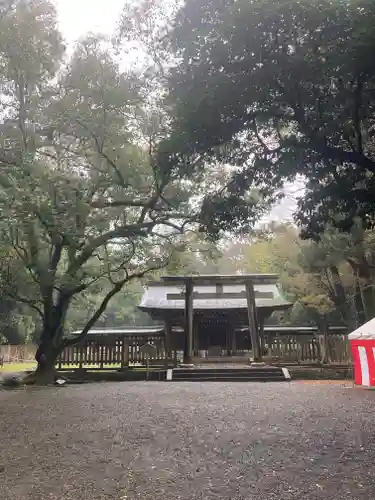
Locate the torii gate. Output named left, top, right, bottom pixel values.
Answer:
left=163, top=274, right=274, bottom=365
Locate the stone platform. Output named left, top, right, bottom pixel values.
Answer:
left=170, top=365, right=291, bottom=382
left=192, top=356, right=252, bottom=365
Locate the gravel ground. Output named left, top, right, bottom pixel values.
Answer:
left=0, top=382, right=374, bottom=500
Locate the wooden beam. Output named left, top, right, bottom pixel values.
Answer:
left=245, top=281, right=262, bottom=362
left=160, top=274, right=279, bottom=286
left=184, top=278, right=194, bottom=365
left=167, top=291, right=274, bottom=300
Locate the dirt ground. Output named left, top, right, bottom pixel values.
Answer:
left=0, top=381, right=374, bottom=500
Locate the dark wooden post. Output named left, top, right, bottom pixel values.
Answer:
left=79, top=342, right=84, bottom=370
left=228, top=316, right=237, bottom=356
left=259, top=315, right=265, bottom=355
left=58, top=351, right=62, bottom=371
left=226, top=328, right=230, bottom=356
left=231, top=327, right=237, bottom=356
left=245, top=280, right=262, bottom=362
left=100, top=335, right=104, bottom=369
left=183, top=278, right=194, bottom=365
left=225, top=317, right=234, bottom=356
left=267, top=332, right=273, bottom=359
left=120, top=337, right=126, bottom=370
left=193, top=318, right=199, bottom=356
left=164, top=320, right=172, bottom=359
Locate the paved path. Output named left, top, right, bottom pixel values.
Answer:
left=0, top=382, right=374, bottom=500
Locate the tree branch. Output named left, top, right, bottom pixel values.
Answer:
left=62, top=263, right=165, bottom=347
left=90, top=198, right=156, bottom=209
left=66, top=221, right=156, bottom=276
left=272, top=79, right=375, bottom=174
left=312, top=142, right=375, bottom=173
left=5, top=291, right=44, bottom=318
left=75, top=118, right=129, bottom=188
left=353, top=74, right=364, bottom=154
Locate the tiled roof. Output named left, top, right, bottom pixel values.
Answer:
left=71, top=326, right=164, bottom=337
left=139, top=281, right=292, bottom=311
left=69, top=325, right=347, bottom=337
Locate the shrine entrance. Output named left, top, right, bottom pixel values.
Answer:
left=192, top=313, right=249, bottom=357
left=139, top=273, right=293, bottom=366
left=207, top=325, right=226, bottom=348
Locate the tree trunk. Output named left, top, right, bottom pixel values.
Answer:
left=348, top=252, right=375, bottom=322
left=354, top=279, right=366, bottom=325
left=318, top=316, right=329, bottom=365
left=327, top=266, right=354, bottom=328
left=33, top=295, right=71, bottom=384
left=359, top=276, right=375, bottom=322
left=34, top=331, right=64, bottom=385
left=34, top=355, right=58, bottom=385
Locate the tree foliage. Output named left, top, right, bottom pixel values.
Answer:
left=0, top=0, right=210, bottom=380
left=167, top=0, right=375, bottom=237
left=215, top=222, right=375, bottom=327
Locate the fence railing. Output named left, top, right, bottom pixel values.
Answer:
left=266, top=334, right=351, bottom=364
left=1, top=331, right=351, bottom=370
left=0, top=344, right=37, bottom=363
left=57, top=334, right=178, bottom=370
left=56, top=333, right=352, bottom=370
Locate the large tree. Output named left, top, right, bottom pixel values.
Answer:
left=0, top=1, right=208, bottom=382
left=166, top=0, right=375, bottom=235
left=118, top=0, right=274, bottom=238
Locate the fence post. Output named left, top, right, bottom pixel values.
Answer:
left=296, top=336, right=302, bottom=365
left=120, top=338, right=125, bottom=370
left=79, top=342, right=84, bottom=370
left=100, top=336, right=104, bottom=369
left=267, top=333, right=273, bottom=359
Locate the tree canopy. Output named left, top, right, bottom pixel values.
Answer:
left=0, top=0, right=220, bottom=380
left=167, top=0, right=375, bottom=237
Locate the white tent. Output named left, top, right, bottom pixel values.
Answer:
left=349, top=317, right=375, bottom=340
left=349, top=317, right=375, bottom=386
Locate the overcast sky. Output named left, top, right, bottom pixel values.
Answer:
left=54, top=0, right=301, bottom=224
left=55, top=0, right=124, bottom=45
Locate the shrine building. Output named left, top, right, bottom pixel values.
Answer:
left=139, top=274, right=292, bottom=364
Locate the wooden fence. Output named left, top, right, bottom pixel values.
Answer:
left=57, top=334, right=179, bottom=370
left=0, top=344, right=37, bottom=363
left=56, top=332, right=352, bottom=370
left=266, top=334, right=351, bottom=364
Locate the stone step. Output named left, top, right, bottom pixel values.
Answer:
left=174, top=368, right=283, bottom=376
left=170, top=376, right=288, bottom=382
left=170, top=367, right=290, bottom=382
